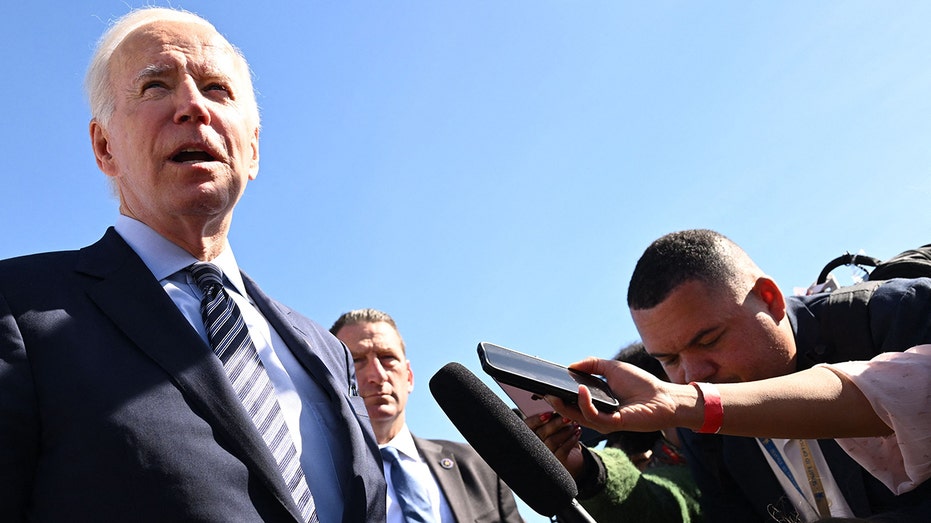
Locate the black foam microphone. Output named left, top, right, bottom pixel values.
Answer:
left=430, top=362, right=597, bottom=523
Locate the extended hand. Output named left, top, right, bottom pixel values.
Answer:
left=545, top=357, right=687, bottom=434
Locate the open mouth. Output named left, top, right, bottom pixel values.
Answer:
left=171, top=148, right=218, bottom=164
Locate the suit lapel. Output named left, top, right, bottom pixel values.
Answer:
left=414, top=436, right=473, bottom=523
left=77, top=229, right=302, bottom=521
left=241, top=273, right=341, bottom=402
left=242, top=274, right=391, bottom=521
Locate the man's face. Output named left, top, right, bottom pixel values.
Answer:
left=335, top=321, right=412, bottom=440
left=631, top=279, right=796, bottom=384
left=91, top=20, right=259, bottom=232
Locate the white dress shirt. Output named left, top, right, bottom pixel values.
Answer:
left=382, top=425, right=455, bottom=523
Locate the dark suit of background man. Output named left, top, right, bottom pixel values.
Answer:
left=331, top=309, right=525, bottom=523
left=0, top=7, right=384, bottom=522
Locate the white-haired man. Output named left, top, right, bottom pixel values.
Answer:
left=0, top=8, right=384, bottom=522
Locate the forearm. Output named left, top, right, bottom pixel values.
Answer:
left=560, top=357, right=893, bottom=441
left=686, top=367, right=891, bottom=438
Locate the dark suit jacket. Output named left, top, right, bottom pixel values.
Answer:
left=0, top=228, right=386, bottom=522
left=412, top=435, right=524, bottom=523
left=680, top=278, right=931, bottom=522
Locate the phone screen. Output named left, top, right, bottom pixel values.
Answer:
left=478, top=342, right=619, bottom=412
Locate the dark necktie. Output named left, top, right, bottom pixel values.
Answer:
left=190, top=262, right=318, bottom=523
left=380, top=446, right=435, bottom=523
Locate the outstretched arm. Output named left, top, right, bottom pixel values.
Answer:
left=547, top=357, right=892, bottom=439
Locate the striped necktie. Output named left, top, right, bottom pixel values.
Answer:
left=380, top=446, right=435, bottom=523
left=190, top=262, right=318, bottom=523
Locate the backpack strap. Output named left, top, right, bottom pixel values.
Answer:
left=816, top=253, right=882, bottom=285
left=809, top=280, right=883, bottom=363
left=867, top=244, right=931, bottom=281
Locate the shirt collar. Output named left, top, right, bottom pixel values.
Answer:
left=381, top=424, right=421, bottom=462
left=114, top=215, right=247, bottom=297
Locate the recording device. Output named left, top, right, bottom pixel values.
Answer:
left=477, top=342, right=620, bottom=414
left=429, top=362, right=597, bottom=523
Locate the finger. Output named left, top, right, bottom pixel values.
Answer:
left=544, top=421, right=579, bottom=448
left=567, top=356, right=608, bottom=374
left=577, top=385, right=601, bottom=419
left=523, top=411, right=555, bottom=431
left=543, top=395, right=581, bottom=419
left=576, top=385, right=626, bottom=434
left=536, top=415, right=572, bottom=440
left=551, top=426, right=582, bottom=462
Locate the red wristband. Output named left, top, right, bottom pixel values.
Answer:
left=689, top=381, right=723, bottom=434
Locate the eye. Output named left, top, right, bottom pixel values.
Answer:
left=142, top=80, right=168, bottom=92
left=380, top=355, right=400, bottom=367
left=696, top=331, right=723, bottom=348
left=204, top=83, right=232, bottom=97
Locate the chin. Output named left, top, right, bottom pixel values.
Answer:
left=370, top=406, right=399, bottom=420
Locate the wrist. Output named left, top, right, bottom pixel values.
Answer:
left=575, top=445, right=606, bottom=499
left=689, top=381, right=723, bottom=434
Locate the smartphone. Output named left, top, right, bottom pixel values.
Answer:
left=477, top=341, right=620, bottom=414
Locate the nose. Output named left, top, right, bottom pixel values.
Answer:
left=358, top=357, right=388, bottom=384
left=679, top=356, right=716, bottom=385
left=173, top=77, right=211, bottom=125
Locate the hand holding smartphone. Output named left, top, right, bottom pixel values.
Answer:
left=477, top=342, right=620, bottom=416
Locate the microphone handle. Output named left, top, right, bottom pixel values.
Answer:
left=555, top=499, right=598, bottom=523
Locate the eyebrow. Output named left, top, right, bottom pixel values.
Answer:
left=133, top=64, right=174, bottom=84
left=133, top=61, right=231, bottom=84
left=647, top=325, right=719, bottom=359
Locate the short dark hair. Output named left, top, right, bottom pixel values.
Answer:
left=627, top=229, right=741, bottom=310
left=330, top=308, right=405, bottom=353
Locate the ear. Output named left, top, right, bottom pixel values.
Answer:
left=405, top=360, right=414, bottom=393
left=247, top=127, right=259, bottom=180
left=90, top=119, right=117, bottom=177
left=752, top=276, right=786, bottom=322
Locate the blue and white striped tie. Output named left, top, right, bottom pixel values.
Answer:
left=191, top=262, right=317, bottom=523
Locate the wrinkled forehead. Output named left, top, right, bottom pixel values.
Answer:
left=341, top=322, right=406, bottom=356
left=356, top=332, right=404, bottom=353
left=113, top=20, right=242, bottom=78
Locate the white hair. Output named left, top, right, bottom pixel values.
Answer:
left=84, top=7, right=259, bottom=127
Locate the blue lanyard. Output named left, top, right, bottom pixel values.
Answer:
left=758, top=438, right=831, bottom=518
left=759, top=438, right=807, bottom=499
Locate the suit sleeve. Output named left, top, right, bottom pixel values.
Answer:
left=0, top=291, right=38, bottom=518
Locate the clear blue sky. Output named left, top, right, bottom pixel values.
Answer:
left=4, top=2, right=931, bottom=519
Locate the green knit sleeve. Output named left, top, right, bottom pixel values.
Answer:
left=579, top=447, right=702, bottom=522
